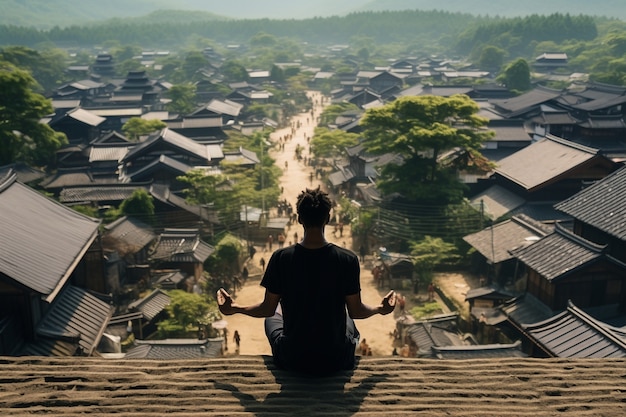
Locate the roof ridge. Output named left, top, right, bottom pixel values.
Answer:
left=544, top=133, right=599, bottom=155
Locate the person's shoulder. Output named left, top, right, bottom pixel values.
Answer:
left=328, top=243, right=358, bottom=259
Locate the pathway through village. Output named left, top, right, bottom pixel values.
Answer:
left=222, top=91, right=401, bottom=357
left=221, top=91, right=478, bottom=358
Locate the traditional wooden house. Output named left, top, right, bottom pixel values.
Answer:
left=0, top=170, right=112, bottom=356
left=148, top=229, right=215, bottom=283
left=48, top=108, right=106, bottom=145
left=471, top=134, right=620, bottom=221
left=463, top=214, right=553, bottom=283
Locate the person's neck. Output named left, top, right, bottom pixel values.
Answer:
left=299, top=226, right=328, bottom=249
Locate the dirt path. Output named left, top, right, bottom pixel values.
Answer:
left=223, top=92, right=398, bottom=357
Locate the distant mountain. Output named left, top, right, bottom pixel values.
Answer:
left=2, top=0, right=624, bottom=29
left=359, top=0, right=626, bottom=20
left=0, top=0, right=370, bottom=29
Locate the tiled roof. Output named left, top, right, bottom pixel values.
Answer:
left=511, top=223, right=606, bottom=281
left=28, top=285, right=113, bottom=356
left=59, top=185, right=146, bottom=204
left=128, top=289, right=170, bottom=321
left=89, top=144, right=131, bottom=162
left=0, top=171, right=100, bottom=298
left=494, top=134, right=599, bottom=191
left=4, top=356, right=626, bottom=416
left=103, top=216, right=156, bottom=252
left=122, top=128, right=212, bottom=164
left=491, top=85, right=562, bottom=117
left=555, top=165, right=626, bottom=240
left=66, top=108, right=106, bottom=126
left=125, top=338, right=222, bottom=359
left=523, top=301, right=626, bottom=358
left=463, top=215, right=552, bottom=263
left=150, top=229, right=215, bottom=263
left=501, top=293, right=556, bottom=326
left=469, top=185, right=526, bottom=220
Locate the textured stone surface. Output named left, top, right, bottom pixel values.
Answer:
left=2, top=356, right=625, bottom=416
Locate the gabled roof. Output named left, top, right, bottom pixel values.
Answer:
left=500, top=293, right=556, bottom=326
left=491, top=86, right=562, bottom=118
left=126, top=154, right=193, bottom=182
left=122, top=128, right=213, bottom=164
left=103, top=216, right=156, bottom=253
left=42, top=167, right=121, bottom=190
left=59, top=184, right=147, bottom=204
left=26, top=285, right=113, bottom=356
left=89, top=143, right=131, bottom=162
left=223, top=147, right=260, bottom=166
left=523, top=301, right=626, bottom=358
left=555, top=165, right=626, bottom=240
left=65, top=108, right=106, bottom=127
left=469, top=185, right=526, bottom=220
left=149, top=183, right=220, bottom=224
left=203, top=98, right=243, bottom=117
left=149, top=229, right=215, bottom=263
left=125, top=338, right=222, bottom=359
left=0, top=171, right=100, bottom=300
left=510, top=223, right=607, bottom=281
left=463, top=215, right=552, bottom=264
left=128, top=289, right=170, bottom=321
left=494, top=134, right=600, bottom=192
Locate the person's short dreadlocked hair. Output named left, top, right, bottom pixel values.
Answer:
left=296, top=186, right=333, bottom=227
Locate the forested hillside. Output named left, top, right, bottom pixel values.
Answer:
left=0, top=0, right=366, bottom=29
left=361, top=0, right=626, bottom=21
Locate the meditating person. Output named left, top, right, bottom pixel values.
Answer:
left=217, top=186, right=395, bottom=375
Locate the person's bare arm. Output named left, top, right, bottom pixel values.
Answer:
left=346, top=290, right=396, bottom=319
left=217, top=288, right=280, bottom=318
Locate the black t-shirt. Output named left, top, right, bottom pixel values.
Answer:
left=261, top=243, right=360, bottom=374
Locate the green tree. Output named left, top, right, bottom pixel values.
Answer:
left=310, top=128, right=359, bottom=159
left=410, top=235, right=460, bottom=285
left=121, top=118, right=166, bottom=141
left=478, top=45, right=505, bottom=71
left=359, top=95, right=493, bottom=204
left=119, top=189, right=155, bottom=223
left=221, top=60, right=249, bottom=83
left=157, top=290, right=217, bottom=337
left=0, top=63, right=67, bottom=167
left=318, top=102, right=360, bottom=127
left=497, top=58, right=531, bottom=93
left=166, top=83, right=197, bottom=115
left=204, top=233, right=244, bottom=286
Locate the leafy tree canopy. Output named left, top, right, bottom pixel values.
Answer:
left=310, top=127, right=359, bottom=159
left=359, top=95, right=493, bottom=204
left=0, top=62, right=67, bottom=166
left=121, top=118, right=166, bottom=141
left=166, top=83, right=197, bottom=115
left=119, top=189, right=155, bottom=222
left=497, top=58, right=531, bottom=93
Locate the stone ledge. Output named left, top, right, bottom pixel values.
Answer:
left=1, top=355, right=625, bottom=416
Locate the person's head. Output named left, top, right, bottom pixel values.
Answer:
left=296, top=186, right=333, bottom=228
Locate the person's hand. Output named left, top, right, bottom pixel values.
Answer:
left=217, top=288, right=236, bottom=315
left=380, top=290, right=396, bottom=315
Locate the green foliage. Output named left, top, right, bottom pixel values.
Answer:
left=159, top=290, right=212, bottom=331
left=121, top=118, right=166, bottom=141
left=318, top=102, right=361, bottom=127
left=497, top=58, right=531, bottom=93
left=360, top=95, right=493, bottom=205
left=205, top=233, right=243, bottom=279
left=456, top=13, right=597, bottom=58
left=310, top=128, right=359, bottom=159
left=119, top=189, right=155, bottom=223
left=0, top=62, right=67, bottom=167
left=0, top=45, right=69, bottom=92
left=408, top=302, right=443, bottom=320
left=410, top=236, right=460, bottom=283
left=477, top=45, right=506, bottom=71
left=166, top=83, right=197, bottom=115
left=220, top=60, right=249, bottom=83
left=71, top=205, right=99, bottom=218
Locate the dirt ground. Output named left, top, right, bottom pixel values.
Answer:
left=220, top=92, right=478, bottom=358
